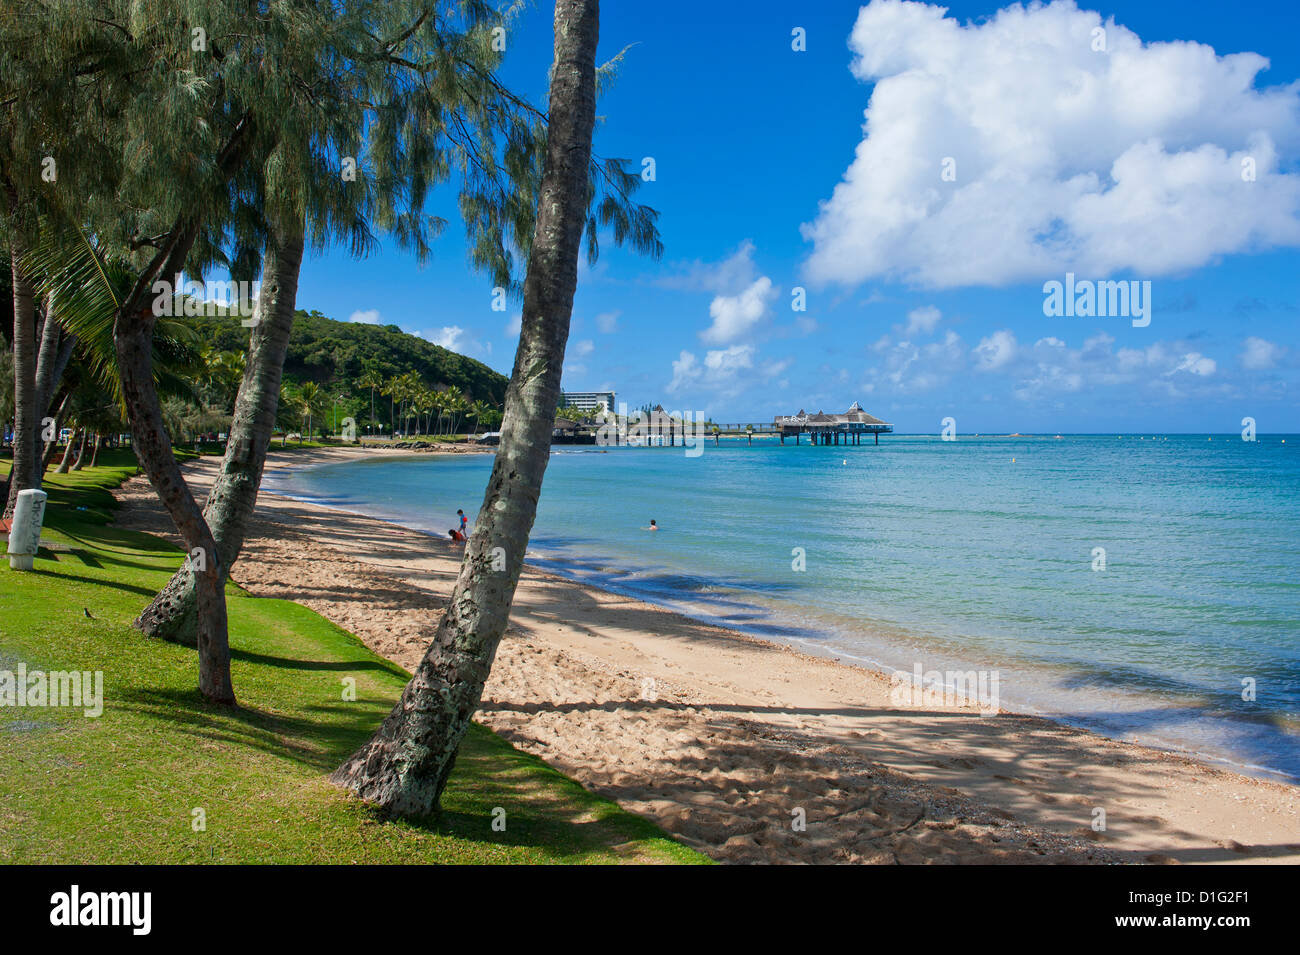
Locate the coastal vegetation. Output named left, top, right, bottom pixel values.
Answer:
left=0, top=455, right=701, bottom=864
left=331, top=0, right=610, bottom=815
left=4, top=0, right=656, bottom=706
left=188, top=308, right=510, bottom=434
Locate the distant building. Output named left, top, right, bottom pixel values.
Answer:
left=773, top=401, right=893, bottom=445
left=561, top=391, right=615, bottom=415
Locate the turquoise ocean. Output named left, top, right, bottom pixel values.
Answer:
left=265, top=434, right=1300, bottom=781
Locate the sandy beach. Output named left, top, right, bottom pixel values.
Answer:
left=113, top=447, right=1300, bottom=864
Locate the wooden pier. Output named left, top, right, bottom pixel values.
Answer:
left=550, top=402, right=893, bottom=447
left=771, top=402, right=893, bottom=445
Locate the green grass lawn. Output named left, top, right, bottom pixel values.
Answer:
left=0, top=453, right=704, bottom=864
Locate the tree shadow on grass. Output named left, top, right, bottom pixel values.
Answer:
left=345, top=725, right=693, bottom=862
left=113, top=686, right=689, bottom=862
left=32, top=570, right=159, bottom=599
left=114, top=686, right=396, bottom=774
left=228, top=647, right=403, bottom=674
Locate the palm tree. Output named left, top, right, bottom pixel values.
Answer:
left=358, top=365, right=384, bottom=435
left=410, top=386, right=431, bottom=437
left=333, top=0, right=603, bottom=814
left=399, top=372, right=421, bottom=435
left=3, top=230, right=39, bottom=521
left=441, top=385, right=467, bottom=436
left=0, top=350, right=15, bottom=439
left=381, top=376, right=400, bottom=436
left=197, top=348, right=246, bottom=414
left=298, top=381, right=323, bottom=441
left=467, top=399, right=494, bottom=435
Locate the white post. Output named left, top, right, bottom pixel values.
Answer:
left=7, top=488, right=48, bottom=571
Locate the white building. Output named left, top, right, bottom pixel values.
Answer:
left=561, top=391, right=616, bottom=416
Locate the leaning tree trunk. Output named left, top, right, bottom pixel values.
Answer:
left=39, top=389, right=69, bottom=475
left=70, top=428, right=89, bottom=471
left=134, top=214, right=306, bottom=645
left=34, top=301, right=75, bottom=424
left=33, top=300, right=59, bottom=417
left=331, top=0, right=599, bottom=815
left=114, top=217, right=234, bottom=704
left=4, top=240, right=38, bottom=521
left=55, top=428, right=78, bottom=473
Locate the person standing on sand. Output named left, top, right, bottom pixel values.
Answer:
left=457, top=509, right=468, bottom=536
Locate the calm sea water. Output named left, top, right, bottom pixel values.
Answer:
left=266, top=434, right=1300, bottom=781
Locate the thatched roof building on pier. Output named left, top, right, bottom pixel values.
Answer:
left=773, top=402, right=893, bottom=445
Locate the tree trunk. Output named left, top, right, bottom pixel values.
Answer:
left=39, top=389, right=70, bottom=475
left=34, top=301, right=75, bottom=424
left=4, top=240, right=39, bottom=521
left=330, top=0, right=599, bottom=815
left=70, top=428, right=89, bottom=470
left=134, top=214, right=305, bottom=645
left=55, top=428, right=79, bottom=473
left=89, top=433, right=101, bottom=468
left=33, top=300, right=59, bottom=416
left=114, top=216, right=235, bottom=704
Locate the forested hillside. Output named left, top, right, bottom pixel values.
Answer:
left=189, top=310, right=508, bottom=405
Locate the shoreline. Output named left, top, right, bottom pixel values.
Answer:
left=268, top=446, right=1300, bottom=788
left=114, top=446, right=1300, bottom=864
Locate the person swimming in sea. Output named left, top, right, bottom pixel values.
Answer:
left=646, top=519, right=658, bottom=531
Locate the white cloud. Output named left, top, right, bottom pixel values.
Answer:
left=802, top=0, right=1300, bottom=288
left=504, top=313, right=522, bottom=337
left=660, top=240, right=782, bottom=346
left=426, top=326, right=492, bottom=359
left=668, top=344, right=759, bottom=396
left=1241, top=336, right=1285, bottom=369
left=866, top=329, right=966, bottom=393
left=764, top=357, right=794, bottom=379
left=348, top=309, right=382, bottom=324
left=660, top=240, right=762, bottom=293
left=866, top=323, right=1247, bottom=403
left=701, top=276, right=777, bottom=345
left=426, top=326, right=465, bottom=351
left=595, top=310, right=620, bottom=333
left=902, top=305, right=942, bottom=337
left=973, top=330, right=1019, bottom=370
left=1012, top=334, right=1224, bottom=400
left=1169, top=352, right=1216, bottom=377
left=573, top=339, right=595, bottom=357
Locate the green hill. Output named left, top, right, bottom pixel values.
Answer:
left=190, top=309, right=508, bottom=406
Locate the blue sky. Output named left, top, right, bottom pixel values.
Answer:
left=297, top=0, right=1300, bottom=433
